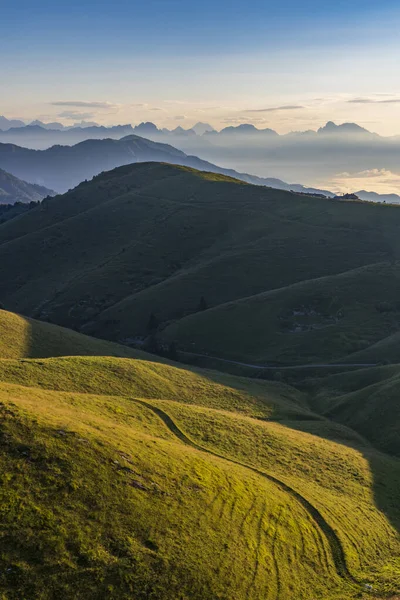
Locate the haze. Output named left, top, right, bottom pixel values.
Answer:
left=2, top=0, right=400, bottom=194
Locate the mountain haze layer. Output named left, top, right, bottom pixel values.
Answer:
left=0, top=134, right=396, bottom=203
left=1, top=119, right=400, bottom=197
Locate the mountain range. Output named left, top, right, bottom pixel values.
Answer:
left=0, top=115, right=383, bottom=139
left=2, top=118, right=399, bottom=196
left=0, top=134, right=397, bottom=204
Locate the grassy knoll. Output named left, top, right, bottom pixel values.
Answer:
left=0, top=309, right=146, bottom=359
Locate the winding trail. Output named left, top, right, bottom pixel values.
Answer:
left=133, top=398, right=360, bottom=589
left=182, top=350, right=377, bottom=371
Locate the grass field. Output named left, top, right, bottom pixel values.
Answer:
left=0, top=310, right=398, bottom=599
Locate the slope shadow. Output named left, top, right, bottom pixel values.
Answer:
left=24, top=325, right=400, bottom=554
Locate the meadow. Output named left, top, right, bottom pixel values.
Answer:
left=0, top=308, right=398, bottom=599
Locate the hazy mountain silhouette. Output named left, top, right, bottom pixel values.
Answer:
left=317, top=121, right=375, bottom=136
left=0, top=134, right=397, bottom=203
left=0, top=169, right=54, bottom=204
left=30, top=120, right=65, bottom=130
left=0, top=116, right=26, bottom=130
left=208, top=124, right=278, bottom=136
left=1, top=119, right=399, bottom=198
left=191, top=122, right=215, bottom=135
left=0, top=124, right=135, bottom=149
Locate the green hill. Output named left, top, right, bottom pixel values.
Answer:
left=1, top=162, right=400, bottom=368
left=0, top=309, right=146, bottom=360
left=308, top=364, right=400, bottom=456
left=160, top=262, right=400, bottom=364
left=0, top=311, right=398, bottom=598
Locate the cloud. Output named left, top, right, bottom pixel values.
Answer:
left=337, top=168, right=397, bottom=179
left=245, top=105, right=305, bottom=113
left=57, top=110, right=94, bottom=120
left=347, top=97, right=400, bottom=104
left=51, top=101, right=116, bottom=109
left=222, top=117, right=268, bottom=124
left=173, top=115, right=187, bottom=120
left=331, top=168, right=400, bottom=195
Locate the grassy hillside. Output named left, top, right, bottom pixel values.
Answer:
left=2, top=162, right=400, bottom=366
left=0, top=309, right=148, bottom=360
left=308, top=364, right=400, bottom=456
left=0, top=324, right=398, bottom=597
left=160, top=262, right=400, bottom=364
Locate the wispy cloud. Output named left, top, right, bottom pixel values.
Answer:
left=337, top=168, right=399, bottom=179
left=331, top=168, right=400, bottom=194
left=51, top=101, right=116, bottom=109
left=57, top=110, right=94, bottom=120
left=348, top=97, right=400, bottom=104
left=245, top=105, right=305, bottom=113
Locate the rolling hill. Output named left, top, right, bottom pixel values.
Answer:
left=308, top=364, right=400, bottom=455
left=0, top=162, right=400, bottom=369
left=0, top=308, right=398, bottom=598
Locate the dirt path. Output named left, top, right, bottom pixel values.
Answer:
left=183, top=350, right=377, bottom=371
left=133, top=397, right=361, bottom=590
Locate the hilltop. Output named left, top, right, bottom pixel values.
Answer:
left=0, top=308, right=398, bottom=598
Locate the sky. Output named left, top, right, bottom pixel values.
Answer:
left=2, top=0, right=400, bottom=135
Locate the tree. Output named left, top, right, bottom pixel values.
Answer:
left=198, top=296, right=208, bottom=311
left=145, top=335, right=161, bottom=355
left=146, top=312, right=159, bottom=332
left=167, top=341, right=179, bottom=361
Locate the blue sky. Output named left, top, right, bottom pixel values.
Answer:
left=2, top=0, right=400, bottom=133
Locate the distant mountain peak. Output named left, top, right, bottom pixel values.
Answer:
left=0, top=116, right=26, bottom=131
left=133, top=122, right=160, bottom=134
left=220, top=124, right=260, bottom=134
left=318, top=121, right=371, bottom=135
left=168, top=126, right=196, bottom=137
left=30, top=120, right=65, bottom=131
left=191, top=122, right=215, bottom=135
